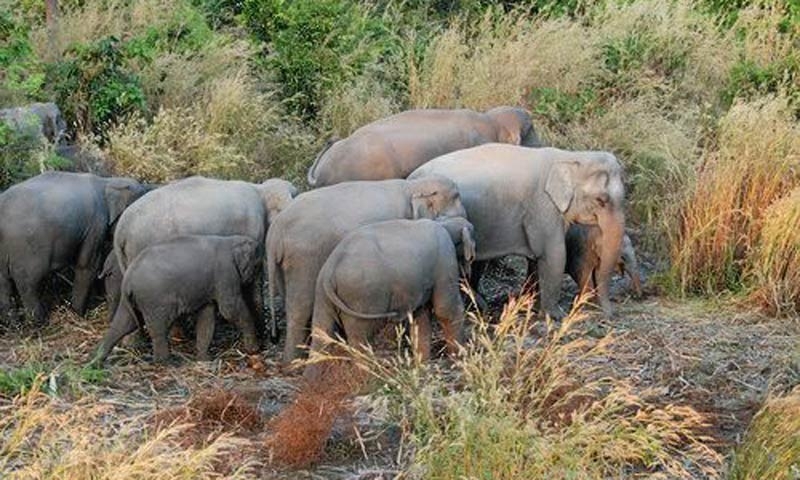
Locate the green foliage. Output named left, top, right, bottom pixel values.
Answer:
left=724, top=57, right=800, bottom=109
left=243, top=0, right=400, bottom=118
left=0, top=361, right=106, bottom=398
left=191, top=0, right=246, bottom=28
left=0, top=10, right=44, bottom=104
left=46, top=36, right=146, bottom=137
left=0, top=121, right=71, bottom=189
left=528, top=87, right=600, bottom=125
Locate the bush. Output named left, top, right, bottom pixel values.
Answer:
left=728, top=389, right=800, bottom=480
left=0, top=9, right=44, bottom=105
left=243, top=0, right=400, bottom=118
left=749, top=188, right=800, bottom=316
left=0, top=121, right=71, bottom=189
left=670, top=95, right=800, bottom=295
left=46, top=36, right=146, bottom=137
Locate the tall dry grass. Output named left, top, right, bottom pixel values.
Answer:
left=670, top=95, right=800, bottom=294
left=0, top=376, right=257, bottom=479
left=727, top=388, right=800, bottom=480
left=107, top=71, right=315, bottom=183
left=309, top=293, right=722, bottom=478
left=749, top=188, right=800, bottom=317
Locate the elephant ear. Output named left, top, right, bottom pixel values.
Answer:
left=410, top=180, right=439, bottom=219
left=105, top=179, right=142, bottom=226
left=232, top=238, right=258, bottom=283
left=545, top=161, right=577, bottom=214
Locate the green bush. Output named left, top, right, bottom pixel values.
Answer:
left=723, top=57, right=800, bottom=110
left=243, top=0, right=400, bottom=118
left=0, top=10, right=44, bottom=104
left=46, top=36, right=146, bottom=138
left=0, top=121, right=71, bottom=189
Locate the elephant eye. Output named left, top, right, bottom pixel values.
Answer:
left=596, top=195, right=609, bottom=207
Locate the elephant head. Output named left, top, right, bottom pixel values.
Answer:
left=407, top=175, right=467, bottom=221
left=486, top=106, right=540, bottom=147
left=105, top=178, right=148, bottom=226
left=231, top=236, right=260, bottom=283
left=256, top=179, right=298, bottom=225
left=438, top=216, right=477, bottom=278
left=544, top=151, right=626, bottom=317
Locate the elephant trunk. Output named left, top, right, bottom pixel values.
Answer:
left=594, top=209, right=625, bottom=319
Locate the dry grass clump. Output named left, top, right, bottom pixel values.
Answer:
left=0, top=376, right=257, bottom=479
left=727, top=388, right=800, bottom=480
left=319, top=73, right=401, bottom=138
left=107, top=71, right=315, bottom=183
left=736, top=1, right=799, bottom=69
left=749, top=188, right=800, bottom=317
left=263, top=360, right=366, bottom=468
left=317, top=294, right=722, bottom=478
left=671, top=95, right=800, bottom=294
left=408, top=13, right=598, bottom=110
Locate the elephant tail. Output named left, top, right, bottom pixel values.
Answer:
left=266, top=235, right=283, bottom=342
left=321, top=273, right=398, bottom=320
left=307, top=137, right=338, bottom=187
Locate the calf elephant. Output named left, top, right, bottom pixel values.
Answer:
left=410, top=145, right=626, bottom=319
left=306, top=106, right=540, bottom=187
left=0, top=172, right=149, bottom=325
left=307, top=217, right=475, bottom=371
left=267, top=176, right=467, bottom=362
left=564, top=224, right=642, bottom=298
left=111, top=176, right=297, bottom=335
left=100, top=250, right=123, bottom=319
left=92, top=235, right=261, bottom=364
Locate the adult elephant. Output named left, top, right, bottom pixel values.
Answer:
left=0, top=172, right=149, bottom=325
left=306, top=106, right=540, bottom=187
left=111, top=176, right=297, bottom=335
left=409, top=145, right=626, bottom=319
left=267, top=176, right=467, bottom=362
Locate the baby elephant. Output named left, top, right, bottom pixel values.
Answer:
left=309, top=217, right=476, bottom=366
left=565, top=224, right=642, bottom=298
left=92, top=235, right=261, bottom=364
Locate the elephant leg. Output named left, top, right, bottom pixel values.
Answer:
left=341, top=313, right=372, bottom=352
left=0, top=270, right=15, bottom=324
left=145, top=309, right=173, bottom=364
left=16, top=273, right=46, bottom=326
left=409, top=308, right=432, bottom=362
left=194, top=305, right=216, bottom=361
left=244, top=268, right=265, bottom=339
left=537, top=244, right=567, bottom=321
left=282, top=271, right=317, bottom=363
left=218, top=294, right=259, bottom=355
left=309, top=284, right=338, bottom=354
left=71, top=266, right=97, bottom=316
left=91, top=304, right=137, bottom=365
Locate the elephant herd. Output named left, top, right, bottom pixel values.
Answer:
left=0, top=105, right=642, bottom=370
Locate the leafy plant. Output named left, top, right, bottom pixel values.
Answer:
left=0, top=9, right=44, bottom=104
left=46, top=36, right=146, bottom=138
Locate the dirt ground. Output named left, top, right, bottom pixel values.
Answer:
left=0, top=259, right=798, bottom=479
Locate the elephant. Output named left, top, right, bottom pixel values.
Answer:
left=111, top=176, right=297, bottom=336
left=0, top=172, right=149, bottom=325
left=307, top=217, right=476, bottom=369
left=409, top=144, right=626, bottom=319
left=92, top=235, right=261, bottom=364
left=266, top=175, right=467, bottom=362
left=565, top=224, right=642, bottom=299
left=306, top=106, right=540, bottom=187
left=1, top=102, right=67, bottom=145
left=100, top=250, right=122, bottom=319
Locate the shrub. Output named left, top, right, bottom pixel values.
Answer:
left=46, top=36, right=146, bottom=137
left=728, top=389, right=800, bottom=480
left=107, top=71, right=315, bottom=184
left=309, top=294, right=722, bottom=478
left=0, top=121, right=71, bottom=189
left=318, top=71, right=400, bottom=138
left=0, top=9, right=44, bottom=105
left=670, top=95, right=800, bottom=295
left=749, top=188, right=800, bottom=317
left=243, top=0, right=400, bottom=118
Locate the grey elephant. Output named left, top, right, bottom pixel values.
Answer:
left=308, top=217, right=476, bottom=369
left=111, top=176, right=297, bottom=335
left=0, top=172, right=149, bottom=325
left=565, top=224, right=642, bottom=299
left=410, top=144, right=626, bottom=319
left=267, top=176, right=467, bottom=362
left=306, top=106, right=540, bottom=187
left=92, top=235, right=261, bottom=364
left=1, top=102, right=67, bottom=144
left=100, top=250, right=123, bottom=318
